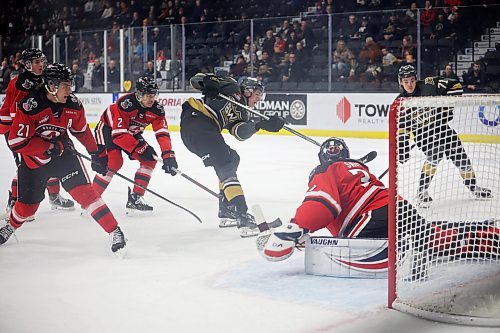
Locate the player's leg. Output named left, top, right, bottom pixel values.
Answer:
left=92, top=148, right=123, bottom=195
left=443, top=126, right=492, bottom=198
left=346, top=206, right=388, bottom=238
left=46, top=177, right=75, bottom=210
left=55, top=150, right=126, bottom=253
left=126, top=158, right=156, bottom=214
left=0, top=162, right=47, bottom=244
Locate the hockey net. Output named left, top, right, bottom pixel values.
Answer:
left=388, top=95, right=500, bottom=326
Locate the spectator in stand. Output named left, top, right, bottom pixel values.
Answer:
left=382, top=47, right=398, bottom=67
left=401, top=35, right=415, bottom=59
left=278, top=19, right=292, bottom=40
left=101, top=0, right=115, bottom=24
left=463, top=62, right=490, bottom=93
left=404, top=2, right=418, bottom=26
left=229, top=55, right=247, bottom=80
left=115, top=1, right=132, bottom=27
left=71, top=63, right=85, bottom=92
left=262, top=30, right=275, bottom=58
left=285, top=31, right=300, bottom=53
left=294, top=41, right=310, bottom=64
left=144, top=60, right=155, bottom=79
left=299, top=20, right=316, bottom=50
left=430, top=12, right=452, bottom=39
left=92, top=58, right=104, bottom=91
left=358, top=16, right=375, bottom=40
left=0, top=60, right=12, bottom=92
left=190, top=0, right=204, bottom=22
left=332, top=40, right=357, bottom=81
left=211, top=14, right=228, bottom=39
left=258, top=51, right=276, bottom=83
left=340, top=14, right=361, bottom=40
left=241, top=43, right=251, bottom=63
left=420, top=1, right=437, bottom=28
left=358, top=37, right=382, bottom=84
left=130, top=11, right=142, bottom=27
left=442, top=63, right=460, bottom=81
left=274, top=35, right=287, bottom=60
left=107, top=58, right=120, bottom=91
left=380, top=13, right=403, bottom=41
left=281, top=53, right=306, bottom=83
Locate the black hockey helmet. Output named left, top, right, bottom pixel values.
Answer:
left=135, top=76, right=159, bottom=98
left=398, top=64, right=416, bottom=84
left=318, top=137, right=350, bottom=164
left=240, top=77, right=264, bottom=96
left=43, top=63, right=75, bottom=92
left=20, top=48, right=47, bottom=73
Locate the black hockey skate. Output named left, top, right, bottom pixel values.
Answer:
left=417, top=190, right=432, bottom=209
left=236, top=212, right=259, bottom=238
left=49, top=193, right=75, bottom=211
left=2, top=191, right=16, bottom=221
left=0, top=223, right=15, bottom=245
left=471, top=186, right=493, bottom=199
left=218, top=201, right=238, bottom=228
left=126, top=187, right=153, bottom=215
left=109, top=226, right=127, bottom=253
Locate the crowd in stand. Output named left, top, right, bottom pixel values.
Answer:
left=0, top=0, right=498, bottom=92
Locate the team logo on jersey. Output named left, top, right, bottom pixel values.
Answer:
left=22, top=98, right=38, bottom=112
left=120, top=98, right=133, bottom=109
left=36, top=124, right=66, bottom=140
left=22, top=79, right=35, bottom=90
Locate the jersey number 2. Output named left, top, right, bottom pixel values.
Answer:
left=348, top=169, right=370, bottom=187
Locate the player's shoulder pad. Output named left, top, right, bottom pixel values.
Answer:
left=423, top=76, right=436, bottom=85
left=65, top=93, right=83, bottom=110
left=150, top=101, right=165, bottom=116
left=308, top=162, right=332, bottom=182
left=15, top=72, right=38, bottom=92
left=18, top=90, right=46, bottom=115
left=116, top=93, right=137, bottom=112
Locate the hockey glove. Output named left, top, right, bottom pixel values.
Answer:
left=255, top=115, right=285, bottom=132
left=161, top=150, right=178, bottom=176
left=257, top=222, right=309, bottom=262
left=90, top=149, right=108, bottom=176
left=135, top=142, right=157, bottom=161
left=202, top=74, right=220, bottom=99
left=47, top=139, right=74, bottom=157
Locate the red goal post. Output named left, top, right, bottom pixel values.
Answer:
left=388, top=95, right=500, bottom=326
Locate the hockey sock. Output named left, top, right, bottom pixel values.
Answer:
left=93, top=172, right=114, bottom=196
left=418, top=161, right=437, bottom=193
left=460, top=168, right=477, bottom=190
left=46, top=177, right=61, bottom=195
left=11, top=175, right=18, bottom=199
left=132, top=160, right=156, bottom=196
left=10, top=202, right=40, bottom=229
left=221, top=176, right=247, bottom=213
left=69, top=184, right=118, bottom=233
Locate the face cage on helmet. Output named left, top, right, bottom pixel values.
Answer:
left=23, top=55, right=47, bottom=73
left=136, top=89, right=159, bottom=100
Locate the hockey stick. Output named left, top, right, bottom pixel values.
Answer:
left=153, top=156, right=220, bottom=198
left=218, top=93, right=322, bottom=147
left=76, top=152, right=202, bottom=223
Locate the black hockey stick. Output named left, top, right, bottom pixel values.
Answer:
left=76, top=152, right=202, bottom=223
left=358, top=151, right=377, bottom=164
left=218, top=93, right=322, bottom=146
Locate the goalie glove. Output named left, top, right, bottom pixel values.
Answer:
left=255, top=115, right=285, bottom=132
left=256, top=222, right=309, bottom=262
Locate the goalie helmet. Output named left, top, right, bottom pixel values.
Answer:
left=135, top=76, right=159, bottom=98
left=398, top=64, right=417, bottom=84
left=20, top=48, right=47, bottom=73
left=318, top=137, right=350, bottom=164
left=240, top=77, right=264, bottom=95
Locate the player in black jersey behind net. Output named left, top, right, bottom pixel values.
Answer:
left=394, top=64, right=492, bottom=208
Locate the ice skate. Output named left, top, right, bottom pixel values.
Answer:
left=126, top=187, right=153, bottom=216
left=1, top=191, right=16, bottom=221
left=49, top=193, right=75, bottom=211
left=109, top=226, right=127, bottom=254
left=417, top=189, right=432, bottom=209
left=471, top=186, right=492, bottom=199
left=218, top=202, right=238, bottom=228
left=236, top=212, right=259, bottom=238
left=0, top=222, right=15, bottom=245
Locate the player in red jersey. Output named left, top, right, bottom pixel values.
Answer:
left=258, top=137, right=499, bottom=264
left=0, top=63, right=126, bottom=253
left=93, top=76, right=177, bottom=214
left=0, top=48, right=74, bottom=216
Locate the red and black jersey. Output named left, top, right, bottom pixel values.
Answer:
left=293, top=159, right=388, bottom=237
left=97, top=92, right=173, bottom=158
left=0, top=71, right=43, bottom=134
left=8, top=89, right=97, bottom=169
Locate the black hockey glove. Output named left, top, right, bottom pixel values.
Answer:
left=398, top=132, right=412, bottom=164
left=47, top=139, right=74, bottom=157
left=255, top=115, right=285, bottom=132
left=135, top=142, right=157, bottom=161
left=202, top=74, right=220, bottom=99
left=161, top=150, right=178, bottom=176
left=90, top=149, right=108, bottom=176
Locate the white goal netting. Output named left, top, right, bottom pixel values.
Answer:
left=389, top=95, right=500, bottom=326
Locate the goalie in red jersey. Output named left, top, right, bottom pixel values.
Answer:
left=257, top=137, right=499, bottom=265
left=93, top=76, right=177, bottom=214
left=0, top=63, right=126, bottom=253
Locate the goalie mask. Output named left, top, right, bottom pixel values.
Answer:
left=135, top=76, right=159, bottom=99
left=43, top=63, right=75, bottom=102
left=21, top=48, right=47, bottom=75
left=318, top=137, right=350, bottom=164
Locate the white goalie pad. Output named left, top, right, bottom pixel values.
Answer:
left=305, top=237, right=388, bottom=279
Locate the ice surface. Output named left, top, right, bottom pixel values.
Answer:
left=0, top=132, right=497, bottom=332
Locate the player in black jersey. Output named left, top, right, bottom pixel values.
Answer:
left=395, top=64, right=492, bottom=208
left=181, top=74, right=285, bottom=237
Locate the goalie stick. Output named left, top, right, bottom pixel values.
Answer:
left=76, top=152, right=203, bottom=224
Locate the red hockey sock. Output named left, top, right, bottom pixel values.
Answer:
left=92, top=172, right=114, bottom=196
left=69, top=184, right=118, bottom=233
left=10, top=202, right=39, bottom=229
left=132, top=160, right=156, bottom=196
left=11, top=175, right=18, bottom=199
left=46, top=177, right=60, bottom=195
